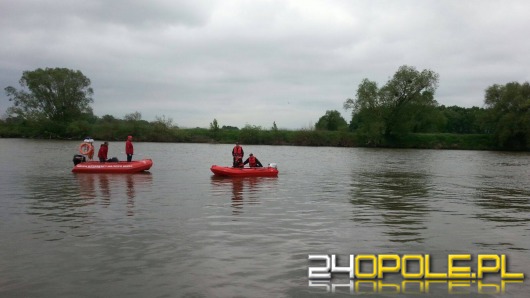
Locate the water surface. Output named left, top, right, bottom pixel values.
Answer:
left=0, top=139, right=528, bottom=297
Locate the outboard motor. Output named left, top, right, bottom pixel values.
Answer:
left=73, top=154, right=86, bottom=165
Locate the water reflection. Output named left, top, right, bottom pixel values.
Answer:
left=210, top=176, right=274, bottom=215
left=24, top=173, right=90, bottom=224
left=349, top=170, right=431, bottom=243
left=126, top=174, right=136, bottom=216
left=230, top=178, right=244, bottom=214
left=76, top=174, right=97, bottom=204
left=466, top=157, right=530, bottom=251
left=2, top=140, right=529, bottom=297
left=26, top=173, right=153, bottom=229
left=472, top=186, right=530, bottom=251
left=77, top=173, right=153, bottom=216
left=475, top=187, right=530, bottom=223
left=98, top=174, right=111, bottom=205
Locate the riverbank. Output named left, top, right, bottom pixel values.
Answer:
left=0, top=125, right=501, bottom=151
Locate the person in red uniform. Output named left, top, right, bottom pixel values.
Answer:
left=98, top=142, right=109, bottom=162
left=233, top=158, right=244, bottom=168
left=243, top=153, right=263, bottom=167
left=125, top=136, right=134, bottom=162
left=232, top=142, right=244, bottom=167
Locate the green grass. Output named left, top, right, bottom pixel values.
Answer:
left=396, top=133, right=496, bottom=150
left=0, top=119, right=504, bottom=150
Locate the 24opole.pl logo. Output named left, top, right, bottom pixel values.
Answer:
left=308, top=254, right=525, bottom=294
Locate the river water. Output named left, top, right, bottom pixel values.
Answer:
left=0, top=139, right=529, bottom=297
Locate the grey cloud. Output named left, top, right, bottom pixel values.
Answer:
left=2, top=0, right=530, bottom=128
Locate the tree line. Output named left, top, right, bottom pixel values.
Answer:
left=1, top=67, right=529, bottom=150
left=318, top=65, right=529, bottom=150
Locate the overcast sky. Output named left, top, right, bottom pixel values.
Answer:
left=1, top=0, right=529, bottom=129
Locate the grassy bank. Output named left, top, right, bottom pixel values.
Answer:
left=0, top=118, right=502, bottom=150
left=393, top=133, right=496, bottom=150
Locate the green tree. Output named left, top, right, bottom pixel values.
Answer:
left=240, top=124, right=263, bottom=144
left=271, top=121, right=278, bottom=132
left=122, top=111, right=147, bottom=139
left=484, top=82, right=530, bottom=149
left=5, top=67, right=94, bottom=123
left=210, top=118, right=220, bottom=140
left=210, top=118, right=220, bottom=131
left=101, top=114, right=117, bottom=122
left=93, top=114, right=120, bottom=140
left=221, top=125, right=239, bottom=130
left=344, top=65, right=440, bottom=144
left=154, top=115, right=175, bottom=129
left=437, top=105, right=488, bottom=134
left=379, top=65, right=439, bottom=137
left=124, top=111, right=142, bottom=121
left=146, top=115, right=176, bottom=142
left=315, top=110, right=347, bottom=131
left=344, top=79, right=385, bottom=145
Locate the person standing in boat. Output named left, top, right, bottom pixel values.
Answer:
left=98, top=142, right=109, bottom=162
left=125, top=136, right=134, bottom=162
left=232, top=142, right=244, bottom=167
left=243, top=153, right=263, bottom=168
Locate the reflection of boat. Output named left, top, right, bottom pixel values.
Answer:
left=72, top=159, right=153, bottom=173
left=75, top=172, right=153, bottom=216
left=210, top=175, right=275, bottom=215
left=210, top=165, right=279, bottom=177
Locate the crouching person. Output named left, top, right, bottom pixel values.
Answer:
left=243, top=153, right=263, bottom=167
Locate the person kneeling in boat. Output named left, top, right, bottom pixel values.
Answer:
left=233, top=157, right=244, bottom=168
left=243, top=153, right=263, bottom=168
left=98, top=141, right=109, bottom=162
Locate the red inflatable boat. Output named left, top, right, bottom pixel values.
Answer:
left=210, top=164, right=279, bottom=177
left=72, top=159, right=153, bottom=173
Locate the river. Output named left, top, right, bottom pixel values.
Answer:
left=0, top=139, right=528, bottom=297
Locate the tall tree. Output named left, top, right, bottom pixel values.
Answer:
left=344, top=79, right=385, bottom=144
left=438, top=105, right=488, bottom=134
left=379, top=65, right=439, bottom=137
left=124, top=111, right=142, bottom=121
left=344, top=65, right=439, bottom=144
left=210, top=118, right=219, bottom=131
left=271, top=121, right=278, bottom=132
left=315, top=110, right=347, bottom=131
left=484, top=81, right=530, bottom=149
left=210, top=118, right=220, bottom=140
left=5, top=67, right=94, bottom=122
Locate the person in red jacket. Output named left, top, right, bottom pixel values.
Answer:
left=232, top=142, right=244, bottom=167
left=243, top=153, right=263, bottom=167
left=125, top=136, right=134, bottom=162
left=98, top=142, right=109, bottom=162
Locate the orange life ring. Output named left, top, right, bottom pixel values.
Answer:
left=79, top=143, right=94, bottom=155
